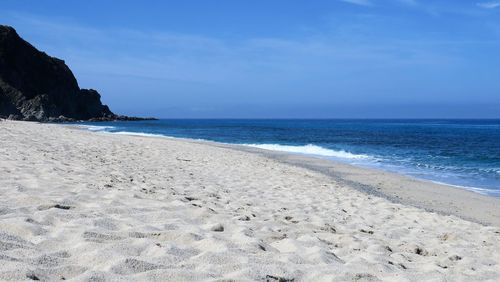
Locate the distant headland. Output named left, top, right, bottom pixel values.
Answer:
left=0, top=25, right=155, bottom=122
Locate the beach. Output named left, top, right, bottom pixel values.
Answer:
left=0, top=120, right=499, bottom=281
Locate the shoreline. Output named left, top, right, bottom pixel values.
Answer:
left=74, top=125, right=500, bottom=226
left=1, top=120, right=499, bottom=281
left=73, top=124, right=500, bottom=199
left=228, top=144, right=500, bottom=226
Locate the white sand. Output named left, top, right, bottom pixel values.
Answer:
left=0, top=120, right=499, bottom=281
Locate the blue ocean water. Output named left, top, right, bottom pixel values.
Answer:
left=76, top=119, right=500, bottom=197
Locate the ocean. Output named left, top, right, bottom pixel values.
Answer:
left=76, top=119, right=500, bottom=197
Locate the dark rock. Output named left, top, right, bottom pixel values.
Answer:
left=238, top=215, right=251, bottom=221
left=7, top=114, right=21, bottom=120
left=0, top=25, right=156, bottom=122
left=210, top=223, right=224, bottom=232
left=265, top=275, right=294, bottom=282
left=449, top=255, right=462, bottom=261
left=414, top=247, right=428, bottom=256
left=26, top=272, right=40, bottom=280
left=360, top=229, right=374, bottom=235
left=52, top=204, right=73, bottom=210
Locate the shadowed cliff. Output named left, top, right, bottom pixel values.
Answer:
left=0, top=25, right=153, bottom=122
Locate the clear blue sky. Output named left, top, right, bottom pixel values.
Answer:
left=1, top=0, right=500, bottom=118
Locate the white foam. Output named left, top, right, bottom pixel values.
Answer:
left=243, top=143, right=371, bottom=160
left=76, top=125, right=116, bottom=132
left=112, top=131, right=173, bottom=138
left=428, top=180, right=497, bottom=196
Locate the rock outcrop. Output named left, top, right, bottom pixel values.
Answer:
left=0, top=25, right=153, bottom=122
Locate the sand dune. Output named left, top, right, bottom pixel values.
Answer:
left=0, top=120, right=499, bottom=281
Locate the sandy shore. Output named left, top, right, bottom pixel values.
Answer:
left=0, top=121, right=499, bottom=281
left=230, top=145, right=500, bottom=227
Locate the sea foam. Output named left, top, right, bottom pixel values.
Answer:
left=243, top=143, right=371, bottom=160
left=112, top=131, right=171, bottom=138
left=75, top=125, right=116, bottom=131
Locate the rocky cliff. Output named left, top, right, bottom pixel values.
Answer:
left=0, top=25, right=151, bottom=122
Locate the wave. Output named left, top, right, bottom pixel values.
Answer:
left=112, top=131, right=173, bottom=138
left=242, top=143, right=372, bottom=160
left=428, top=180, right=500, bottom=197
left=75, top=125, right=116, bottom=131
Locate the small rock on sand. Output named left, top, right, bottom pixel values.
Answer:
left=210, top=224, right=224, bottom=232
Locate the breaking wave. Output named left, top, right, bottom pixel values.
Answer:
left=242, top=143, right=372, bottom=160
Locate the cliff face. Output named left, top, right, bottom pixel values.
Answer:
left=0, top=25, right=115, bottom=121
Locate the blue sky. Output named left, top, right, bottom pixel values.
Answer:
left=1, top=0, right=500, bottom=118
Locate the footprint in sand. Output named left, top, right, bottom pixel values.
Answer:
left=111, top=258, right=164, bottom=275
left=82, top=231, right=124, bottom=242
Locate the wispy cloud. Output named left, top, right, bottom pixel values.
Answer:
left=339, top=0, right=372, bottom=7
left=477, top=1, right=500, bottom=9
left=4, top=10, right=491, bottom=86
left=2, top=11, right=453, bottom=81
